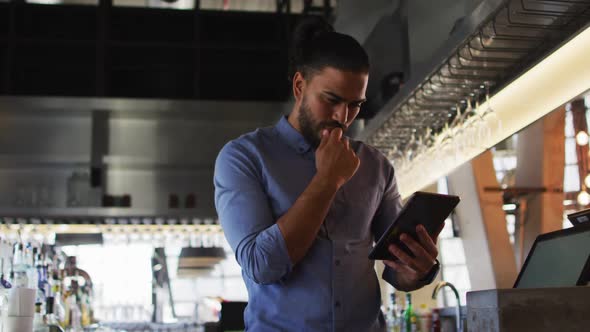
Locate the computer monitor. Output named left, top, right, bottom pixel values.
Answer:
left=513, top=222, right=590, bottom=289
left=567, top=208, right=590, bottom=226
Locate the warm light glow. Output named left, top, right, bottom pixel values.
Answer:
left=576, top=131, right=589, bottom=146
left=502, top=204, right=517, bottom=211
left=577, top=191, right=590, bottom=206
left=395, top=25, right=590, bottom=197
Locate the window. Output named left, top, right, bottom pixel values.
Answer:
left=436, top=177, right=471, bottom=307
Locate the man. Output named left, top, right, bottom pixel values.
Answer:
left=214, top=18, right=441, bottom=331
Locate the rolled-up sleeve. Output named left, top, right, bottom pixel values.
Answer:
left=214, top=141, right=293, bottom=285
left=370, top=158, right=403, bottom=288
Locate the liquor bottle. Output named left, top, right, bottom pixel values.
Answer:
left=35, top=253, right=47, bottom=310
left=0, top=239, right=12, bottom=289
left=404, top=293, right=419, bottom=332
left=45, top=296, right=63, bottom=330
left=69, top=294, right=83, bottom=332
left=431, top=308, right=441, bottom=332
left=387, top=293, right=402, bottom=332
left=51, top=272, right=66, bottom=324
left=399, top=308, right=406, bottom=332
left=12, top=243, right=29, bottom=288
left=60, top=277, right=72, bottom=328
left=27, top=246, right=38, bottom=287
left=33, top=302, right=48, bottom=332
left=80, top=291, right=91, bottom=326
left=417, top=303, right=431, bottom=332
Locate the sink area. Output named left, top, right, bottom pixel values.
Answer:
left=432, top=281, right=465, bottom=332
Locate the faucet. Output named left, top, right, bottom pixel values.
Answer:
left=48, top=324, right=66, bottom=332
left=432, top=281, right=462, bottom=332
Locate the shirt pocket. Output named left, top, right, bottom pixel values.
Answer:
left=327, top=180, right=381, bottom=241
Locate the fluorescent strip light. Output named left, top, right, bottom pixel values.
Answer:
left=397, top=25, right=590, bottom=198
left=26, top=0, right=61, bottom=4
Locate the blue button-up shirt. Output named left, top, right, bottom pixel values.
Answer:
left=214, top=116, right=403, bottom=332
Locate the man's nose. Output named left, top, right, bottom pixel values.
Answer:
left=332, top=104, right=348, bottom=124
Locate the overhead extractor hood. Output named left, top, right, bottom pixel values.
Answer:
left=356, top=0, right=590, bottom=197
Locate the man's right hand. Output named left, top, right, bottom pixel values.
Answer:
left=276, top=128, right=359, bottom=264
left=315, top=128, right=360, bottom=189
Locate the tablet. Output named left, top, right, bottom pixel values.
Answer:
left=368, top=191, right=460, bottom=261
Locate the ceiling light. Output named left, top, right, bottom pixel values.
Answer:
left=576, top=131, right=589, bottom=146
left=577, top=191, right=590, bottom=206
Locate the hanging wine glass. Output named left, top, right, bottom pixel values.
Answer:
left=422, top=127, right=435, bottom=150
left=416, top=127, right=431, bottom=168
left=402, top=138, right=415, bottom=174
left=390, top=145, right=406, bottom=172
left=454, top=102, right=470, bottom=158
left=438, top=122, right=456, bottom=169
left=464, top=98, right=484, bottom=153
left=479, top=85, right=502, bottom=147
left=405, top=132, right=422, bottom=163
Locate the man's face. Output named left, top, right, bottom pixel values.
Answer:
left=292, top=67, right=368, bottom=148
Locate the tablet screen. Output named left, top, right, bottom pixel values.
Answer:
left=369, top=192, right=460, bottom=260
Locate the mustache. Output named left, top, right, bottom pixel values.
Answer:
left=320, top=122, right=346, bottom=131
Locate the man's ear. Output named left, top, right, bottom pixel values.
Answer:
left=292, top=71, right=306, bottom=102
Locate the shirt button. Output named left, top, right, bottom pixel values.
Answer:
left=335, top=301, right=341, bottom=308
left=335, top=260, right=340, bottom=266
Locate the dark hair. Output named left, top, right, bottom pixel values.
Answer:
left=288, top=16, right=370, bottom=81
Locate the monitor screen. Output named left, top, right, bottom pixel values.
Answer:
left=568, top=208, right=590, bottom=226
left=515, top=227, right=590, bottom=288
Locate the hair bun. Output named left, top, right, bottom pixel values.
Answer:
left=288, top=16, right=334, bottom=80
left=292, top=16, right=334, bottom=49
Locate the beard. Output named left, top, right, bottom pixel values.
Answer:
left=297, top=96, right=345, bottom=148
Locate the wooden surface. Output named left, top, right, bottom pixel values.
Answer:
left=515, top=107, right=565, bottom=265
left=471, top=151, right=518, bottom=289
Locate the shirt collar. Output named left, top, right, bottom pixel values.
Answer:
left=275, top=115, right=313, bottom=155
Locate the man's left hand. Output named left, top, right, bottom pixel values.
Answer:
left=383, top=223, right=443, bottom=290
